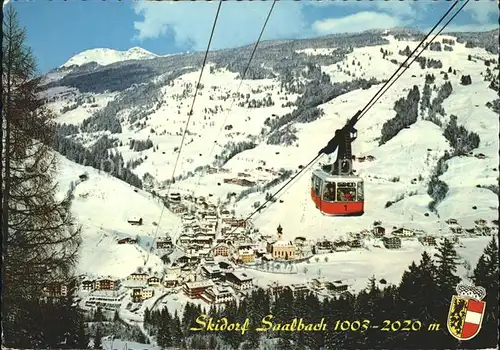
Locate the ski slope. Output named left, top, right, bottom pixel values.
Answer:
left=56, top=154, right=181, bottom=278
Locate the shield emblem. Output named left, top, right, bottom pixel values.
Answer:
left=447, top=295, right=486, bottom=340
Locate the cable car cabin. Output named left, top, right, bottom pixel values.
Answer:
left=311, top=169, right=364, bottom=216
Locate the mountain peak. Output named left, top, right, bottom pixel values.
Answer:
left=60, top=47, right=158, bottom=68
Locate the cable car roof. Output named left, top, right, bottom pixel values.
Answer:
left=312, top=168, right=363, bottom=182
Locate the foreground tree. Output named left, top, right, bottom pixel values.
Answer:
left=469, top=237, right=499, bottom=348
left=2, top=5, right=84, bottom=348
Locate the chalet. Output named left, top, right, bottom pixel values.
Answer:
left=237, top=249, right=255, bottom=263
left=357, top=156, right=366, bottom=163
left=128, top=272, right=148, bottom=282
left=183, top=280, right=215, bottom=299
left=349, top=239, right=362, bottom=248
left=95, top=278, right=118, bottom=291
left=165, top=263, right=181, bottom=277
left=81, top=280, right=95, bottom=292
left=294, top=237, right=307, bottom=246
left=147, top=276, right=161, bottom=286
left=168, top=193, right=181, bottom=203
left=446, top=218, right=458, bottom=225
left=383, top=237, right=401, bottom=249
left=198, top=249, right=211, bottom=258
left=316, top=239, right=333, bottom=251
left=475, top=153, right=486, bottom=159
left=474, top=219, right=487, bottom=226
left=43, top=282, right=69, bottom=298
left=372, top=226, right=386, bottom=238
left=269, top=282, right=286, bottom=296
left=172, top=205, right=187, bottom=214
left=156, top=237, right=173, bottom=249
left=141, top=288, right=155, bottom=300
left=204, top=214, right=218, bottom=223
left=177, top=255, right=199, bottom=265
left=207, top=167, right=218, bottom=174
left=193, top=235, right=213, bottom=245
left=131, top=288, right=143, bottom=303
left=225, top=271, right=253, bottom=291
left=286, top=284, right=309, bottom=297
left=179, top=235, right=192, bottom=244
left=311, top=277, right=329, bottom=290
left=392, top=227, right=414, bottom=237
left=222, top=217, right=249, bottom=228
left=127, top=217, right=143, bottom=226
left=79, top=173, right=88, bottom=181
left=163, top=275, right=179, bottom=288
left=223, top=178, right=256, bottom=187
left=202, top=285, right=235, bottom=304
left=328, top=280, right=348, bottom=293
left=450, top=226, right=464, bottom=234
left=218, top=261, right=233, bottom=271
left=366, top=155, right=376, bottom=161
left=420, top=236, right=437, bottom=246
left=333, top=241, right=351, bottom=251
left=117, top=237, right=137, bottom=245
left=200, top=265, right=222, bottom=280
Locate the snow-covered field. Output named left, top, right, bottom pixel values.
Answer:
left=48, top=31, right=498, bottom=284
left=56, top=154, right=181, bottom=278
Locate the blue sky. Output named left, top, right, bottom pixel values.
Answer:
left=8, top=0, right=499, bottom=74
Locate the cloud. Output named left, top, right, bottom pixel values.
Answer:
left=444, top=22, right=499, bottom=33
left=464, top=1, right=499, bottom=24
left=133, top=1, right=309, bottom=50
left=132, top=1, right=498, bottom=51
left=312, top=11, right=406, bottom=35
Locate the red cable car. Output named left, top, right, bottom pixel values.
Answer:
left=312, top=110, right=364, bottom=216
left=311, top=169, right=364, bottom=216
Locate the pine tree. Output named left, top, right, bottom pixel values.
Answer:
left=435, top=238, right=461, bottom=295
left=433, top=239, right=462, bottom=348
left=2, top=5, right=81, bottom=348
left=469, top=237, right=499, bottom=348
left=93, top=327, right=103, bottom=349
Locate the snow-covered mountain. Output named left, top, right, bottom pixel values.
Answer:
left=61, top=47, right=159, bottom=68
left=45, top=28, right=499, bottom=279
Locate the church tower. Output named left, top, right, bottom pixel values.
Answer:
left=277, top=224, right=283, bottom=239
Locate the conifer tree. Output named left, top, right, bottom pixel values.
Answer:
left=93, top=326, right=103, bottom=349
left=435, top=238, right=461, bottom=295
left=469, top=237, right=499, bottom=348
left=2, top=5, right=82, bottom=348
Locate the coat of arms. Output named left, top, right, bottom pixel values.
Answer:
left=447, top=283, right=486, bottom=340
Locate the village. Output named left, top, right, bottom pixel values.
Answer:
left=43, top=173, right=499, bottom=321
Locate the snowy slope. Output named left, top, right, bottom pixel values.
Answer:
left=47, top=29, right=499, bottom=279
left=56, top=154, right=181, bottom=278
left=61, top=47, right=158, bottom=68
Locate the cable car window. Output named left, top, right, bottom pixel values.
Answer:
left=312, top=176, right=321, bottom=196
left=323, top=182, right=336, bottom=202
left=357, top=182, right=364, bottom=201
left=337, top=187, right=356, bottom=202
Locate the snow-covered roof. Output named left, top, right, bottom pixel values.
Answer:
left=185, top=280, right=214, bottom=289
left=273, top=240, right=294, bottom=247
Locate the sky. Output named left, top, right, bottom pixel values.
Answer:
left=7, top=0, right=499, bottom=73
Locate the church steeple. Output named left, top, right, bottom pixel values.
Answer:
left=277, top=224, right=283, bottom=239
